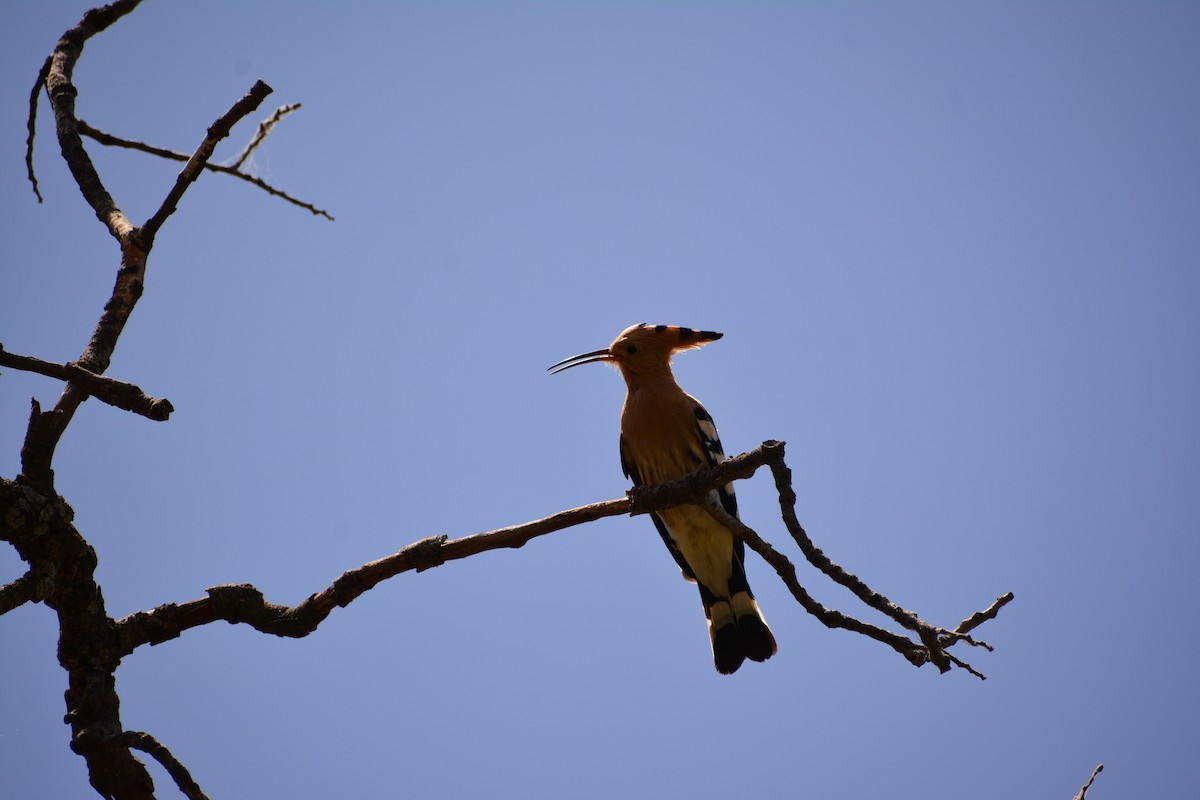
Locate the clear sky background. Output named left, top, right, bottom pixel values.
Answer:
left=3, top=2, right=1198, bottom=798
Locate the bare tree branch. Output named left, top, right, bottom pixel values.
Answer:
left=20, top=0, right=152, bottom=490
left=112, top=444, right=778, bottom=649
left=122, top=732, right=210, bottom=800
left=0, top=479, right=155, bottom=800
left=113, top=488, right=706, bottom=649
left=141, top=80, right=274, bottom=243
left=25, top=56, right=52, bottom=202
left=771, top=454, right=995, bottom=673
left=0, top=344, right=173, bottom=421
left=766, top=454, right=929, bottom=636
left=952, top=591, right=1016, bottom=636
left=42, top=0, right=143, bottom=242
left=76, top=119, right=201, bottom=161
left=77, top=118, right=335, bottom=220
left=9, top=4, right=284, bottom=796
left=0, top=569, right=43, bottom=615
left=115, top=441, right=1010, bottom=681
left=1073, top=764, right=1104, bottom=800
left=700, top=500, right=932, bottom=667
left=229, top=102, right=300, bottom=169
left=22, top=56, right=270, bottom=490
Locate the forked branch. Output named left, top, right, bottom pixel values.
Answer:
left=229, top=102, right=300, bottom=169
left=71, top=112, right=333, bottom=219
left=141, top=80, right=274, bottom=242
left=20, top=26, right=271, bottom=490
left=117, top=440, right=1012, bottom=679
left=121, top=732, right=209, bottom=800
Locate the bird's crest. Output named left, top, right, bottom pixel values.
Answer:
left=548, top=323, right=722, bottom=374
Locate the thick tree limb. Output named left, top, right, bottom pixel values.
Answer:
left=0, top=344, right=172, bottom=421
left=11, top=4, right=278, bottom=796
left=0, top=479, right=153, bottom=800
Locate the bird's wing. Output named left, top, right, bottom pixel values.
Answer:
left=621, top=432, right=697, bottom=583
left=688, top=399, right=745, bottom=569
left=690, top=400, right=739, bottom=518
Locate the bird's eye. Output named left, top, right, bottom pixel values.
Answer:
left=627, top=345, right=638, bottom=354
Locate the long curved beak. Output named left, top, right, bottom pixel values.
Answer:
left=547, top=348, right=612, bottom=374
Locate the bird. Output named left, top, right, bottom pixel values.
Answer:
left=549, top=323, right=776, bottom=674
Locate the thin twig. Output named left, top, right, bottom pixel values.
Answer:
left=1073, top=764, right=1104, bottom=800
left=25, top=56, right=52, bottom=202
left=954, top=591, right=1015, bottom=636
left=767, top=453, right=928, bottom=634
left=122, top=732, right=210, bottom=800
left=78, top=119, right=335, bottom=220
left=78, top=119, right=200, bottom=162
left=701, top=500, right=929, bottom=667
left=762, top=444, right=999, bottom=675
left=0, top=344, right=172, bottom=421
left=943, top=651, right=988, bottom=680
left=230, top=102, right=300, bottom=169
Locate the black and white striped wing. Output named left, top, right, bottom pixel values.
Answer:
left=690, top=400, right=739, bottom=519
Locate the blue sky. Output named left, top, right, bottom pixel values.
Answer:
left=3, top=2, right=1198, bottom=797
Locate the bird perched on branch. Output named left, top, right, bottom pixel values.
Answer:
left=550, top=323, right=776, bottom=674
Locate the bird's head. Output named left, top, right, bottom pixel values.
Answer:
left=548, top=323, right=723, bottom=382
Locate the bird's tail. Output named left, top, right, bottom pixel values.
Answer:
left=705, top=590, right=777, bottom=675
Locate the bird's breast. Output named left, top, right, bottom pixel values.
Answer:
left=620, top=387, right=709, bottom=485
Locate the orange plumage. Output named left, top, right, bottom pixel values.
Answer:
left=551, top=323, right=776, bottom=674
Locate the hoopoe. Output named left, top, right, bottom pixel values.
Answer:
left=550, top=323, right=777, bottom=674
